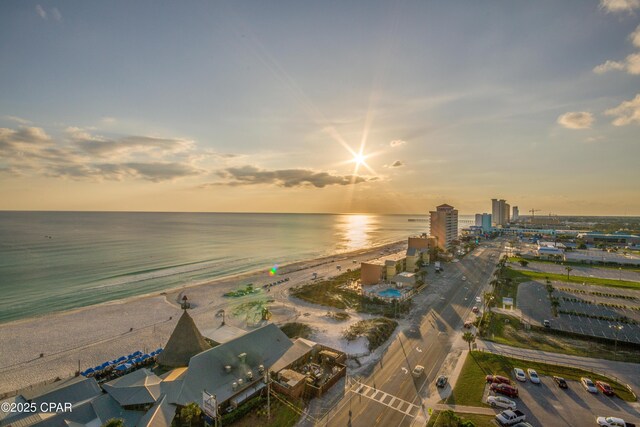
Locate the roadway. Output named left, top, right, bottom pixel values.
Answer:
left=316, top=238, right=506, bottom=427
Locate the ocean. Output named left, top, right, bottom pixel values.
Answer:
left=0, top=211, right=474, bottom=324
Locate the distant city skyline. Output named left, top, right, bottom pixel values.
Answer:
left=1, top=1, right=639, bottom=215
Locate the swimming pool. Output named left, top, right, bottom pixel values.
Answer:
left=377, top=288, right=402, bottom=298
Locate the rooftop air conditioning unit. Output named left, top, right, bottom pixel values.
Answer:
left=237, top=378, right=243, bottom=386
left=232, top=381, right=238, bottom=390
left=224, top=365, right=232, bottom=373
left=258, top=365, right=265, bottom=374
left=246, top=371, right=253, bottom=381
left=238, top=352, right=247, bottom=363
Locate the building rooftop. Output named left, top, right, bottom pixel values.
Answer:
left=157, top=310, right=212, bottom=368
left=102, top=368, right=162, bottom=406
left=170, top=323, right=292, bottom=406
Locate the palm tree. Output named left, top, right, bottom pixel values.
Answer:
left=180, top=402, right=202, bottom=427
left=102, top=420, right=125, bottom=427
left=565, top=266, right=573, bottom=280
left=462, top=332, right=476, bottom=351
left=483, top=292, right=495, bottom=312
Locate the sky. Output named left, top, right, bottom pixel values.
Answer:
left=1, top=0, right=639, bottom=215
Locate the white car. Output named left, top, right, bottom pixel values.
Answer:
left=514, top=368, right=526, bottom=382
left=527, top=369, right=540, bottom=384
left=581, top=377, right=598, bottom=393
left=412, top=365, right=425, bottom=378
left=475, top=296, right=482, bottom=303
left=462, top=276, right=467, bottom=281
left=596, top=416, right=632, bottom=427
left=487, top=395, right=516, bottom=410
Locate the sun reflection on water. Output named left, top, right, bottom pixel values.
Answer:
left=335, top=214, right=377, bottom=251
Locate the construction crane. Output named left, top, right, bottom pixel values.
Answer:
left=529, top=209, right=540, bottom=222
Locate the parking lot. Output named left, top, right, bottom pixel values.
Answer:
left=483, top=375, right=640, bottom=427
left=518, top=281, right=640, bottom=344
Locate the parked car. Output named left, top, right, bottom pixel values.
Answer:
left=527, top=369, right=540, bottom=384
left=486, top=375, right=512, bottom=385
left=512, top=423, right=535, bottom=427
left=436, top=375, right=448, bottom=388
left=476, top=296, right=482, bottom=303
left=543, top=319, right=550, bottom=328
left=513, top=368, right=526, bottom=382
left=412, top=365, right=425, bottom=378
left=464, top=321, right=473, bottom=328
left=490, top=383, right=519, bottom=398
left=553, top=376, right=568, bottom=389
left=487, top=395, right=516, bottom=410
left=462, top=276, right=467, bottom=281
left=596, top=381, right=615, bottom=396
left=472, top=306, right=479, bottom=313
left=581, top=377, right=598, bottom=393
left=596, top=416, right=636, bottom=427
left=495, top=409, right=526, bottom=426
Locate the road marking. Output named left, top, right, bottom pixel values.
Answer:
left=348, top=382, right=420, bottom=418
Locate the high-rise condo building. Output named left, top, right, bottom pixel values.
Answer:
left=491, top=199, right=510, bottom=227
left=430, top=204, right=458, bottom=250
left=512, top=206, right=519, bottom=221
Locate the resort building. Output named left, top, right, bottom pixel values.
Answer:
left=430, top=204, right=458, bottom=250
left=360, top=253, right=407, bottom=285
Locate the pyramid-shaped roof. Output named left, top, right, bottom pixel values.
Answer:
left=157, top=310, right=212, bottom=368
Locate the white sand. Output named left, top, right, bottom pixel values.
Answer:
left=0, top=240, right=406, bottom=397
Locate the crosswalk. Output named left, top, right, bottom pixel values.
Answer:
left=349, top=381, right=421, bottom=418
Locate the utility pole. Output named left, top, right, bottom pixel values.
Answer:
left=265, top=371, right=271, bottom=421
left=609, top=324, right=623, bottom=359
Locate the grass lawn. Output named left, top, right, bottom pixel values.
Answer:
left=480, top=312, right=640, bottom=364
left=426, top=410, right=495, bottom=427
left=505, top=267, right=639, bottom=290
left=446, top=351, right=636, bottom=407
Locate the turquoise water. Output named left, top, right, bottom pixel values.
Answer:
left=0, top=211, right=448, bottom=323
left=377, top=289, right=403, bottom=298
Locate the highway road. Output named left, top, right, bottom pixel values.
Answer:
left=315, top=238, right=506, bottom=427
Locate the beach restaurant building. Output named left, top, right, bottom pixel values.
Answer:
left=0, top=315, right=346, bottom=427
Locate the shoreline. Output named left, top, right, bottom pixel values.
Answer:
left=0, top=239, right=405, bottom=328
left=0, top=239, right=407, bottom=396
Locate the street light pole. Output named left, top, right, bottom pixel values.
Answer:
left=609, top=324, right=623, bottom=359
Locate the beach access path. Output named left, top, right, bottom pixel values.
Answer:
left=0, top=240, right=405, bottom=397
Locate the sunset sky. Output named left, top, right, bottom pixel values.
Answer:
left=1, top=0, right=639, bottom=215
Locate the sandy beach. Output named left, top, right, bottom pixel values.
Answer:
left=0, top=240, right=406, bottom=397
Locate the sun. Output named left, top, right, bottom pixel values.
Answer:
left=353, top=153, right=366, bottom=166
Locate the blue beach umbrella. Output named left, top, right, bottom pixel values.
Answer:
left=115, top=365, right=127, bottom=372
left=141, top=354, right=150, bottom=360
left=155, top=348, right=163, bottom=353
left=117, top=356, right=126, bottom=362
left=132, top=351, right=142, bottom=356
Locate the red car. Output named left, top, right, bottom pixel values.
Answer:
left=486, top=375, right=511, bottom=385
left=490, top=383, right=519, bottom=398
left=596, top=381, right=615, bottom=396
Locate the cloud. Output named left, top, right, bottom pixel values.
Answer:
left=2, top=115, right=31, bottom=125
left=604, top=93, right=640, bottom=126
left=51, top=7, right=62, bottom=21
left=212, top=165, right=376, bottom=188
left=66, top=127, right=194, bottom=158
left=35, top=4, right=47, bottom=19
left=390, top=160, right=404, bottom=167
left=0, top=125, right=205, bottom=182
left=631, top=25, right=640, bottom=47
left=390, top=140, right=406, bottom=147
left=600, top=0, right=640, bottom=13
left=593, top=60, right=625, bottom=74
left=101, top=117, right=117, bottom=124
left=594, top=53, right=640, bottom=75
left=557, top=112, right=595, bottom=129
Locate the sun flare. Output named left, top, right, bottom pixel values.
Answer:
left=353, top=153, right=366, bottom=166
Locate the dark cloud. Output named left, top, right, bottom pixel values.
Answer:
left=391, top=160, right=404, bottom=167
left=213, top=165, right=376, bottom=188
left=67, top=128, right=193, bottom=157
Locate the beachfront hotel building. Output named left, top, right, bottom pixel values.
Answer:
left=360, top=252, right=407, bottom=286
left=430, top=204, right=458, bottom=250
left=474, top=213, right=492, bottom=232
